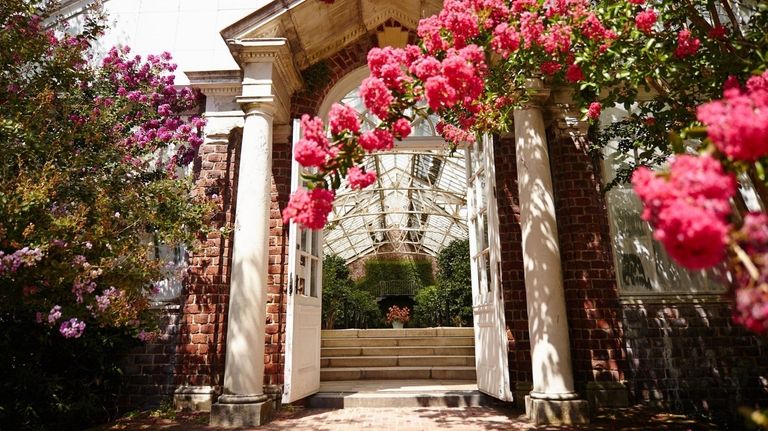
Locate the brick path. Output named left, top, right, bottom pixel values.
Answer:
left=95, top=405, right=717, bottom=431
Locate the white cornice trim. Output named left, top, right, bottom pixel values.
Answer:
left=185, top=70, right=243, bottom=97
left=227, top=38, right=303, bottom=94
left=220, top=0, right=306, bottom=41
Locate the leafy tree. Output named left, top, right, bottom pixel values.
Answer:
left=415, top=239, right=472, bottom=327
left=0, top=1, right=210, bottom=428
left=322, top=254, right=354, bottom=328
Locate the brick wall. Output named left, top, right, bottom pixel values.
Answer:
left=174, top=129, right=242, bottom=390
left=122, top=304, right=181, bottom=409
left=547, top=129, right=626, bottom=388
left=622, top=299, right=768, bottom=421
left=495, top=125, right=628, bottom=401
left=264, top=137, right=292, bottom=389
left=290, top=20, right=412, bottom=117
left=494, top=136, right=532, bottom=388
left=290, top=35, right=377, bottom=118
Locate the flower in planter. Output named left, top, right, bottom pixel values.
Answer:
left=385, top=305, right=411, bottom=324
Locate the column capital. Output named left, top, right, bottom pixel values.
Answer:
left=547, top=86, right=589, bottom=136
left=237, top=97, right=276, bottom=118
left=522, top=77, right=551, bottom=108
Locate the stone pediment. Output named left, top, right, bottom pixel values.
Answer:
left=221, top=0, right=443, bottom=69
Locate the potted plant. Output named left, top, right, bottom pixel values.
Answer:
left=386, top=305, right=410, bottom=329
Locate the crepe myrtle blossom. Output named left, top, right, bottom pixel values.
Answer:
left=632, top=155, right=736, bottom=269
left=48, top=305, right=62, bottom=325
left=59, top=318, right=86, bottom=339
left=674, top=29, right=700, bottom=57
left=282, top=188, right=335, bottom=230
left=635, top=9, right=657, bottom=34
left=347, top=166, right=377, bottom=189
left=696, top=71, right=768, bottom=162
left=587, top=102, right=601, bottom=120
left=328, top=103, right=360, bottom=135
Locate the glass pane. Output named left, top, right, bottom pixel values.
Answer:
left=484, top=250, right=491, bottom=292
left=310, top=257, right=318, bottom=297
left=478, top=253, right=487, bottom=293
left=476, top=214, right=487, bottom=251
left=297, top=275, right=306, bottom=296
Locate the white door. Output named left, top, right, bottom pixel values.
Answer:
left=466, top=134, right=513, bottom=401
left=282, top=119, right=323, bottom=403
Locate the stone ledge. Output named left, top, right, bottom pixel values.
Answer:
left=586, top=381, right=629, bottom=408
left=525, top=395, right=590, bottom=425
left=174, top=386, right=216, bottom=412
left=210, top=399, right=272, bottom=427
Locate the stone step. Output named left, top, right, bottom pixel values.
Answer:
left=321, top=346, right=476, bottom=357
left=322, top=336, right=474, bottom=348
left=321, top=355, right=476, bottom=368
left=308, top=390, right=492, bottom=408
left=322, top=328, right=474, bottom=339
left=320, top=366, right=477, bottom=381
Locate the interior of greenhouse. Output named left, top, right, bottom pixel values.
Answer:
left=319, top=86, right=474, bottom=329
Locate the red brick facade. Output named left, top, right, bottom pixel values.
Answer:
left=263, top=134, right=293, bottom=390
left=175, top=129, right=242, bottom=389
left=547, top=129, right=625, bottom=386
left=493, top=136, right=532, bottom=388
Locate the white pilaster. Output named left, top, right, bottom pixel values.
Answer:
left=208, top=40, right=296, bottom=427
left=221, top=102, right=274, bottom=399
left=514, top=80, right=588, bottom=424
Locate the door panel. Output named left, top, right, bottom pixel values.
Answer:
left=466, top=134, right=513, bottom=401
left=283, top=119, right=323, bottom=403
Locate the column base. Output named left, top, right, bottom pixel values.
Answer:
left=525, top=395, right=590, bottom=425
left=210, top=394, right=273, bottom=427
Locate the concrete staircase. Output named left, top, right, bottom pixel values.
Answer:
left=320, top=327, right=476, bottom=381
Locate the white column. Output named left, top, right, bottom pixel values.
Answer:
left=220, top=102, right=274, bottom=402
left=514, top=102, right=578, bottom=400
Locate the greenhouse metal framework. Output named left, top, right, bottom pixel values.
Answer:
left=322, top=87, right=469, bottom=262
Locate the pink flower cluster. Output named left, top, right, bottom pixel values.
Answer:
left=347, top=167, right=377, bottom=189
left=413, top=0, right=619, bottom=102
left=48, top=305, right=62, bottom=324
left=696, top=71, right=768, bottom=161
left=0, top=247, right=42, bottom=275
left=587, top=102, right=601, bottom=120
left=674, top=29, right=700, bottom=58
left=632, top=155, right=736, bottom=269
left=733, top=286, right=768, bottom=334
left=282, top=188, right=335, bottom=230
left=94, top=286, right=121, bottom=312
left=100, top=47, right=205, bottom=171
left=732, top=213, right=768, bottom=334
left=634, top=9, right=657, bottom=34
left=294, top=114, right=334, bottom=167
left=59, top=317, right=86, bottom=339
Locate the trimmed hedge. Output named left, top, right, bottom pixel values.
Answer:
left=359, top=258, right=434, bottom=291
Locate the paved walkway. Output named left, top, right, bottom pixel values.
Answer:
left=96, top=405, right=717, bottom=431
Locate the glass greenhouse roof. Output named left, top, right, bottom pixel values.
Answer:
left=323, top=88, right=469, bottom=263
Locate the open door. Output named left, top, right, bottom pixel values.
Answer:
left=466, top=134, right=513, bottom=401
left=282, top=119, right=323, bottom=403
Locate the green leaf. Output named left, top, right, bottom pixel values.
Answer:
left=668, top=131, right=685, bottom=154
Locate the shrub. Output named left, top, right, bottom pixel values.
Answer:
left=359, top=258, right=434, bottom=291
left=0, top=2, right=211, bottom=428
left=413, top=285, right=448, bottom=327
